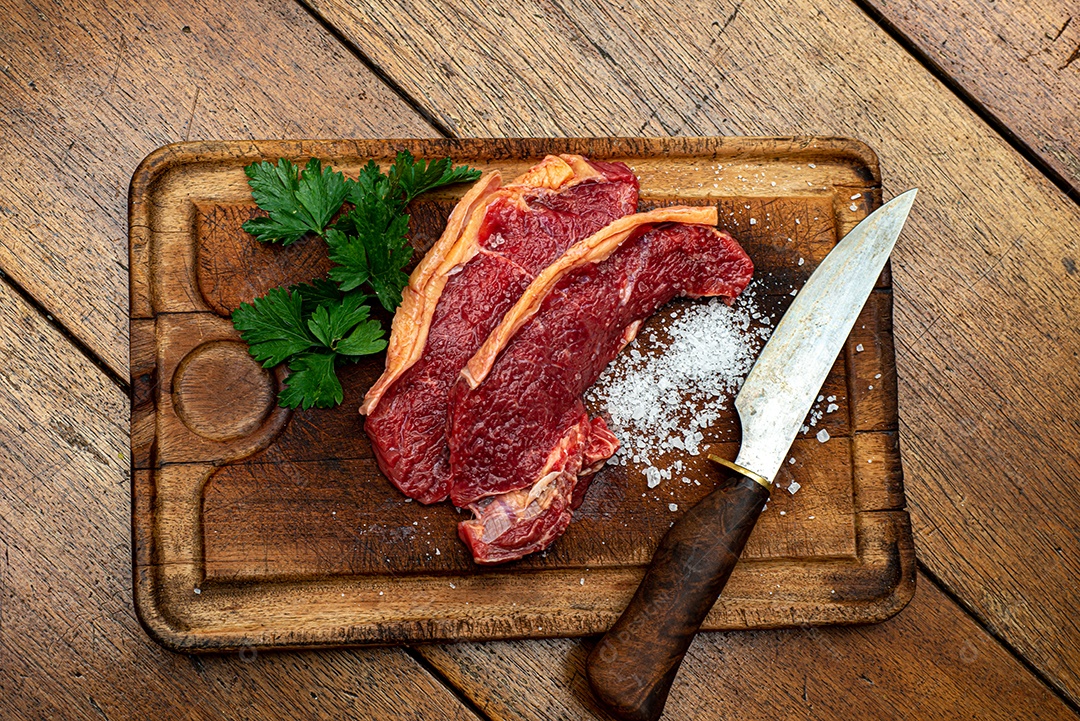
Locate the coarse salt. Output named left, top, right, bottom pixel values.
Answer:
left=816, top=428, right=831, bottom=443
left=856, top=343, right=864, bottom=352
left=788, top=481, right=801, bottom=494
left=586, top=286, right=771, bottom=491
left=669, top=503, right=679, bottom=512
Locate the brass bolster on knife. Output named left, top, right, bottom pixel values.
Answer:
left=708, top=455, right=771, bottom=490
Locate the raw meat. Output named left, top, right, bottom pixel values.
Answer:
left=448, top=209, right=754, bottom=563
left=363, top=155, right=639, bottom=504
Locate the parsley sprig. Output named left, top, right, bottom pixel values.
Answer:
left=232, top=153, right=481, bottom=409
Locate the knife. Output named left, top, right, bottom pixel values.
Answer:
left=586, top=189, right=917, bottom=721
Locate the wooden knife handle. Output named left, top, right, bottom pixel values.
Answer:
left=586, top=471, right=769, bottom=721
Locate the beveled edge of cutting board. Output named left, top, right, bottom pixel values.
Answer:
left=128, top=137, right=913, bottom=652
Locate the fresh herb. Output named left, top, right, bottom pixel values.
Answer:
left=232, top=152, right=481, bottom=409
left=242, top=158, right=349, bottom=244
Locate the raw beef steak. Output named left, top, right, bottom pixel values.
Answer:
left=363, top=155, right=639, bottom=504
left=448, top=208, right=754, bottom=563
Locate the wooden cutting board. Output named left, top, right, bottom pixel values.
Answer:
left=130, top=137, right=914, bottom=652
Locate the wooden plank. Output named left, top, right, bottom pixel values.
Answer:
left=0, top=0, right=436, bottom=377
left=302, top=0, right=1080, bottom=701
left=863, top=0, right=1080, bottom=196
left=0, top=280, right=481, bottom=720
left=418, top=572, right=1077, bottom=720
left=131, top=137, right=910, bottom=649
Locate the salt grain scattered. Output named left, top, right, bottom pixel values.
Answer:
left=788, top=481, right=802, bottom=494
left=779, top=511, right=786, bottom=516
left=449, top=583, right=456, bottom=589
left=580, top=578, right=585, bottom=586
left=798, top=257, right=805, bottom=266
left=855, top=343, right=864, bottom=352
left=816, top=428, right=830, bottom=443
left=789, top=457, right=796, bottom=465
left=850, top=203, right=858, bottom=212
left=850, top=193, right=862, bottom=200
left=669, top=503, right=679, bottom=512
left=826, top=403, right=839, bottom=413
left=586, top=287, right=771, bottom=490
left=193, top=588, right=201, bottom=595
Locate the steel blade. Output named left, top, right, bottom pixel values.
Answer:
left=733, top=189, right=916, bottom=483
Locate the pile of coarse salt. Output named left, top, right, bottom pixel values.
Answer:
left=585, top=283, right=772, bottom=489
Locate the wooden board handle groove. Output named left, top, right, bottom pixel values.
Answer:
left=586, top=472, right=769, bottom=721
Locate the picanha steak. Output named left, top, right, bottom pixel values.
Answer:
left=363, top=155, right=639, bottom=504
left=448, top=206, right=754, bottom=564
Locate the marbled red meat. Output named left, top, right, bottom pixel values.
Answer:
left=363, top=156, right=639, bottom=504
left=448, top=218, right=753, bottom=563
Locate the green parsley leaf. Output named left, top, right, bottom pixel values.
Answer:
left=346, top=160, right=391, bottom=205
left=279, top=353, right=342, bottom=409
left=231, top=287, right=316, bottom=367
left=306, top=292, right=372, bottom=349
left=290, top=278, right=346, bottom=316
left=388, top=150, right=482, bottom=204
left=324, top=228, right=369, bottom=292
left=326, top=211, right=412, bottom=311
left=242, top=158, right=347, bottom=245
left=336, top=317, right=387, bottom=357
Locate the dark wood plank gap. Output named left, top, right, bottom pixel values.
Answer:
left=295, top=0, right=458, bottom=138
left=918, top=561, right=1080, bottom=717
left=848, top=0, right=1080, bottom=206
left=405, top=646, right=497, bottom=721
left=0, top=268, right=130, bottom=394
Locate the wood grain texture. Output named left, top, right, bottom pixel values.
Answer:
left=864, top=0, right=1080, bottom=195
left=420, top=572, right=1077, bottom=721
left=131, top=137, right=912, bottom=650
left=0, top=0, right=435, bottom=377
left=302, top=0, right=1080, bottom=701
left=0, top=281, right=480, bottom=720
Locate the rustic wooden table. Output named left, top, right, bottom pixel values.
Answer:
left=2, top=0, right=1078, bottom=718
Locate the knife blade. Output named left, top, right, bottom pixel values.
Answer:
left=587, top=190, right=917, bottom=721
